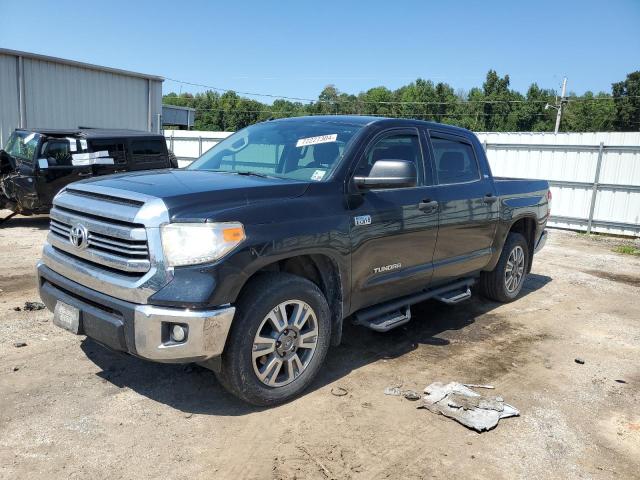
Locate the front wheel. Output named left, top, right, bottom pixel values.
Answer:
left=479, top=232, right=529, bottom=303
left=216, top=273, right=331, bottom=406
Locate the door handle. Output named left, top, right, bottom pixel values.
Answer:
left=418, top=199, right=439, bottom=212
left=77, top=172, right=92, bottom=177
left=483, top=194, right=498, bottom=204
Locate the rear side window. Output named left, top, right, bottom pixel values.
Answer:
left=431, top=136, right=480, bottom=184
left=129, top=139, right=167, bottom=169
left=132, top=139, right=164, bottom=156
left=91, top=140, right=127, bottom=164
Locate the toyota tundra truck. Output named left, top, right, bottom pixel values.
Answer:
left=37, top=116, right=550, bottom=405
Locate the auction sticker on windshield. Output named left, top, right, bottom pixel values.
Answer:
left=296, top=134, right=337, bottom=148
left=311, top=170, right=326, bottom=181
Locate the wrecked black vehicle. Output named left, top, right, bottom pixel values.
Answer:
left=0, top=128, right=177, bottom=222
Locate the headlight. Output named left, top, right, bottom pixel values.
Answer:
left=160, top=222, right=245, bottom=267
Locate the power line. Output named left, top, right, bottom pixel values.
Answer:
left=164, top=77, right=317, bottom=103
left=165, top=78, right=636, bottom=106
left=189, top=108, right=555, bottom=118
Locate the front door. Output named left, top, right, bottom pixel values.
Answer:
left=349, top=128, right=439, bottom=312
left=37, top=138, right=92, bottom=207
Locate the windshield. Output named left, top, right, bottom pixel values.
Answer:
left=187, top=120, right=364, bottom=181
left=4, top=131, right=40, bottom=163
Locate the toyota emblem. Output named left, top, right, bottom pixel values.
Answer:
left=69, top=224, right=89, bottom=249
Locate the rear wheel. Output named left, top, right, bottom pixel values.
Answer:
left=216, top=273, right=331, bottom=406
left=479, top=232, right=529, bottom=303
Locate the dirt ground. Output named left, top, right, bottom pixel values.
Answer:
left=1, top=212, right=639, bottom=480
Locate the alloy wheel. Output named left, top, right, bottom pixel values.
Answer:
left=504, top=245, right=526, bottom=293
left=252, top=300, right=319, bottom=387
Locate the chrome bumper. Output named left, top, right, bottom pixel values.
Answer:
left=38, top=261, right=234, bottom=363
left=133, top=304, right=235, bottom=362
left=535, top=230, right=548, bottom=253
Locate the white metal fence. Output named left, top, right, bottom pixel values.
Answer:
left=476, top=132, right=640, bottom=237
left=164, top=130, right=232, bottom=167
left=165, top=129, right=640, bottom=237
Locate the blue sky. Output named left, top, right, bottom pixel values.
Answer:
left=1, top=0, right=638, bottom=102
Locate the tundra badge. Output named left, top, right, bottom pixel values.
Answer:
left=373, top=263, right=402, bottom=274
left=354, top=215, right=372, bottom=226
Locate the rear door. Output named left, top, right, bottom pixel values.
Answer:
left=349, top=127, right=439, bottom=312
left=425, top=129, right=499, bottom=284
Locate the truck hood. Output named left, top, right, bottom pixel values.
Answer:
left=75, top=169, right=310, bottom=221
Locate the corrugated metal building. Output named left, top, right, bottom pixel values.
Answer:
left=0, top=48, right=163, bottom=147
left=162, top=104, right=195, bottom=129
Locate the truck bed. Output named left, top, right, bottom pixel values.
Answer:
left=493, top=177, right=549, bottom=196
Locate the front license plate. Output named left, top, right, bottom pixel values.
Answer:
left=53, top=301, right=81, bottom=334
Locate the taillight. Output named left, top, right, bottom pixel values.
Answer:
left=547, top=189, right=552, bottom=217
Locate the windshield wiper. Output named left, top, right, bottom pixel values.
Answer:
left=232, top=171, right=271, bottom=178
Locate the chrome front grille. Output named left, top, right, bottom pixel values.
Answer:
left=49, top=216, right=150, bottom=273
left=41, top=184, right=172, bottom=304
left=48, top=192, right=151, bottom=274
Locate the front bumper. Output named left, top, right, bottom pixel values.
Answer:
left=37, top=262, right=235, bottom=363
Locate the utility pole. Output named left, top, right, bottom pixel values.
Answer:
left=554, top=77, right=567, bottom=134
left=546, top=77, right=568, bottom=134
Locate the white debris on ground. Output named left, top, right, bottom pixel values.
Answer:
left=417, top=382, right=519, bottom=432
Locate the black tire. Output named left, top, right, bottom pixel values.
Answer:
left=216, top=273, right=331, bottom=406
left=167, top=149, right=179, bottom=168
left=479, top=232, right=529, bottom=303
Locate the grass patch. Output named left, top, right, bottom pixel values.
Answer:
left=613, top=245, right=640, bottom=256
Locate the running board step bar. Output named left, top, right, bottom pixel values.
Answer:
left=352, top=277, right=475, bottom=332
left=354, top=306, right=411, bottom=333
left=434, top=286, right=472, bottom=305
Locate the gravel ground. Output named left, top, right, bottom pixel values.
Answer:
left=1, top=213, right=639, bottom=480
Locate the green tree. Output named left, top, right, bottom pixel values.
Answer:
left=163, top=69, right=640, bottom=133
left=514, top=83, right=555, bottom=131
left=563, top=91, right=615, bottom=131
left=612, top=71, right=640, bottom=131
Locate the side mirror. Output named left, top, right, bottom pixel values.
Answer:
left=353, top=159, right=417, bottom=189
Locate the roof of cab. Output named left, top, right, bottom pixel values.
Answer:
left=269, top=115, right=382, bottom=126
left=266, top=115, right=472, bottom=135
left=16, top=128, right=164, bottom=139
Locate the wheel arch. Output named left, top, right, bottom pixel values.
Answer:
left=508, top=216, right=537, bottom=272
left=236, top=253, right=346, bottom=346
left=486, top=215, right=538, bottom=273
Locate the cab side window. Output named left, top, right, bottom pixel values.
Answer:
left=355, top=133, right=425, bottom=186
left=42, top=140, right=73, bottom=166
left=431, top=136, right=480, bottom=184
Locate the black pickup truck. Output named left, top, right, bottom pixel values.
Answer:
left=0, top=128, right=176, bottom=222
left=37, top=116, right=550, bottom=405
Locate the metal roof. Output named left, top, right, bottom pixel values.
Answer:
left=0, top=48, right=163, bottom=82
left=17, top=127, right=164, bottom=139
left=163, top=104, right=196, bottom=112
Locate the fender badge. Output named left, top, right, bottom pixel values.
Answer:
left=373, top=263, right=402, bottom=274
left=354, top=215, right=372, bottom=226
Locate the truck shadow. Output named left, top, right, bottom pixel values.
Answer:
left=81, top=273, right=551, bottom=416
left=0, top=213, right=49, bottom=229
